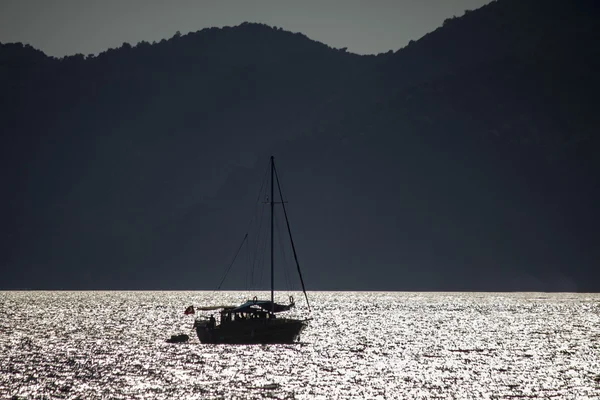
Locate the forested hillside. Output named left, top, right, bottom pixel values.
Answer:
left=1, top=0, right=598, bottom=290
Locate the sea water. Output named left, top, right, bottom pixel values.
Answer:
left=1, top=291, right=599, bottom=399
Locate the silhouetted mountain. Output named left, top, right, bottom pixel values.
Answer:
left=1, top=1, right=598, bottom=291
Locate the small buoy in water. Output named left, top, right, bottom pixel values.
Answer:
left=166, top=334, right=189, bottom=343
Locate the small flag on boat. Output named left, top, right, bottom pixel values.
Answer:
left=184, top=305, right=195, bottom=315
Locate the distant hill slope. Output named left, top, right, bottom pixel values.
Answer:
left=0, top=24, right=376, bottom=289
left=1, top=1, right=598, bottom=290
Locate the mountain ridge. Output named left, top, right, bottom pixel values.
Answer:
left=1, top=1, right=598, bottom=290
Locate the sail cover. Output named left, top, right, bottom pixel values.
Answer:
left=231, top=300, right=294, bottom=314
left=196, top=305, right=237, bottom=311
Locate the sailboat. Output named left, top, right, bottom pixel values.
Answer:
left=192, top=156, right=311, bottom=344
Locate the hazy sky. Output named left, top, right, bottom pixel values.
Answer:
left=0, top=0, right=492, bottom=57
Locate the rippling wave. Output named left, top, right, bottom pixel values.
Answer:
left=1, top=291, right=599, bottom=399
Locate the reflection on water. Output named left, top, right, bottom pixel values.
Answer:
left=1, top=291, right=599, bottom=399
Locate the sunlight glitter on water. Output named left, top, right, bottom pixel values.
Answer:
left=1, top=291, right=599, bottom=399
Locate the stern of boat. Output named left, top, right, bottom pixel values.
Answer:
left=193, top=319, right=215, bottom=343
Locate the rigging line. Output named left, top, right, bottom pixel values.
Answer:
left=275, top=210, right=293, bottom=293
left=216, top=233, right=248, bottom=290
left=243, top=159, right=271, bottom=234
left=245, top=231, right=249, bottom=291
left=231, top=159, right=268, bottom=292
left=213, top=160, right=269, bottom=292
left=238, top=159, right=269, bottom=290
left=271, top=162, right=293, bottom=292
left=274, top=162, right=312, bottom=312
left=256, top=211, right=270, bottom=291
left=246, top=231, right=250, bottom=291
left=250, top=202, right=267, bottom=289
left=280, top=215, right=293, bottom=292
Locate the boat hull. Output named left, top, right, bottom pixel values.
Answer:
left=195, top=318, right=307, bottom=344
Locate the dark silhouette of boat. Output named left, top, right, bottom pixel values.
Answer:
left=193, top=156, right=311, bottom=344
left=165, top=333, right=189, bottom=343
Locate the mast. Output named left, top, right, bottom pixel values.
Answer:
left=270, top=156, right=275, bottom=314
